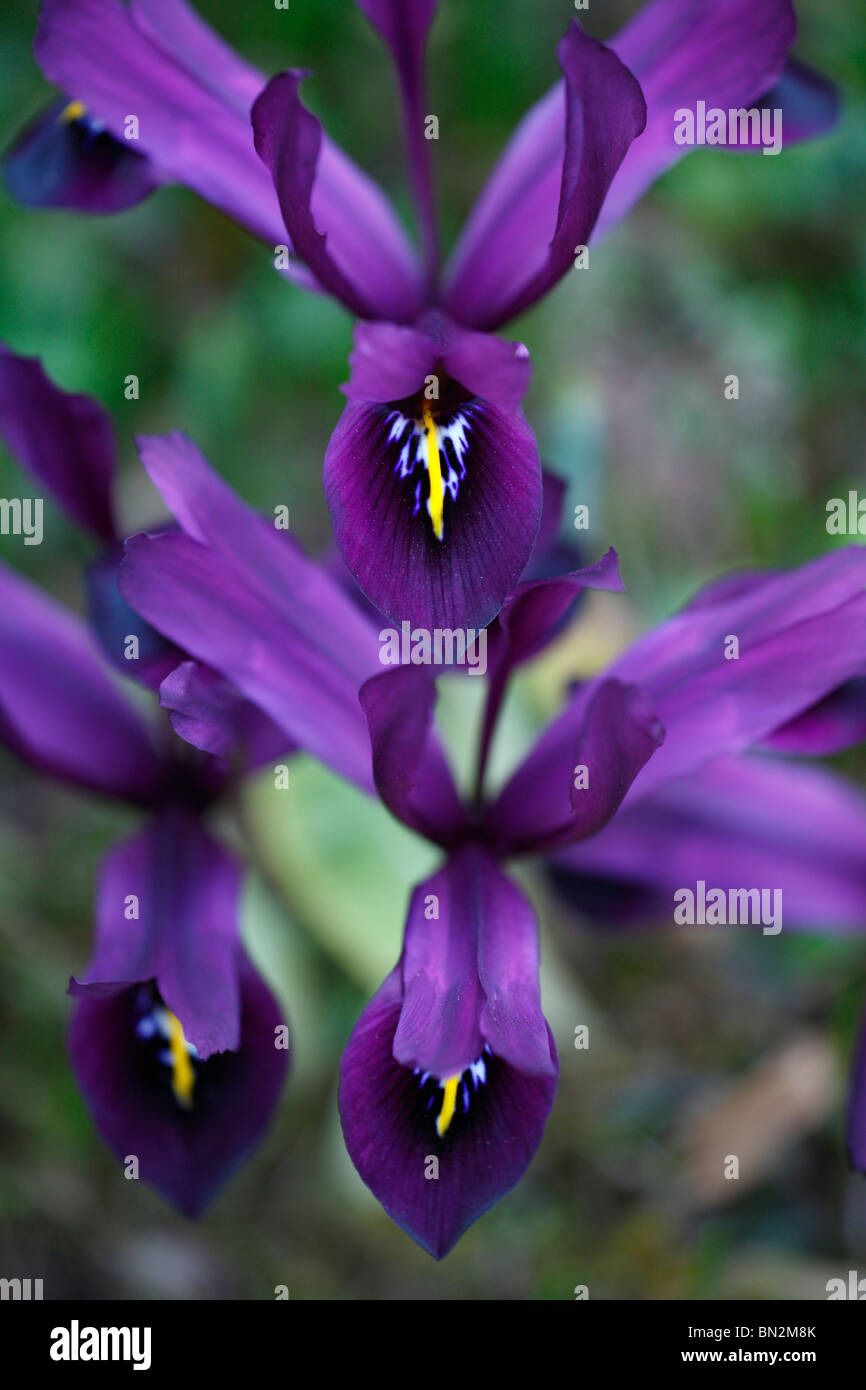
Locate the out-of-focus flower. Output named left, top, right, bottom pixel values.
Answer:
left=0, top=346, right=290, bottom=1215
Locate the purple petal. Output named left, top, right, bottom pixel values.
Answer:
left=523, top=469, right=569, bottom=577
left=160, top=660, right=294, bottom=772
left=339, top=966, right=557, bottom=1258
left=443, top=22, right=646, bottom=329
left=324, top=393, right=542, bottom=630
left=85, top=544, right=184, bottom=692
left=359, top=667, right=466, bottom=845
left=394, top=849, right=555, bottom=1079
left=848, top=1009, right=866, bottom=1173
left=121, top=532, right=377, bottom=795
left=751, top=58, right=840, bottom=146
left=34, top=0, right=294, bottom=250
left=557, top=754, right=866, bottom=931
left=0, top=343, right=116, bottom=541
left=595, top=0, right=798, bottom=240
left=0, top=560, right=163, bottom=803
left=477, top=549, right=624, bottom=784
left=607, top=548, right=866, bottom=798
left=488, top=548, right=624, bottom=679
left=485, top=679, right=664, bottom=856
left=344, top=322, right=438, bottom=403
left=354, top=0, right=438, bottom=83
left=68, top=953, right=288, bottom=1217
left=761, top=678, right=866, bottom=756
left=71, top=811, right=243, bottom=1058
left=3, top=97, right=159, bottom=214
left=117, top=431, right=379, bottom=790
left=252, top=71, right=423, bottom=320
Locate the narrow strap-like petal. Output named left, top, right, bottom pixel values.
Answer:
left=252, top=71, right=423, bottom=321
left=486, top=679, right=664, bottom=855
left=443, top=22, right=646, bottom=330
left=360, top=666, right=467, bottom=846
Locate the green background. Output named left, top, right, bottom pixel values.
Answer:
left=1, top=0, right=865, bottom=1299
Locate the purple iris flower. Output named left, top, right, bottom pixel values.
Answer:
left=536, top=561, right=866, bottom=1185
left=6, top=0, right=838, bottom=631
left=0, top=345, right=290, bottom=1216
left=116, top=435, right=866, bottom=1255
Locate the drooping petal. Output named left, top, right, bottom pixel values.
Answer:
left=0, top=343, right=116, bottom=541
left=554, top=754, right=866, bottom=931
left=251, top=71, right=424, bottom=321
left=443, top=22, right=646, bottom=330
left=595, top=0, right=803, bottom=240
left=3, top=97, right=159, bottom=214
left=359, top=666, right=467, bottom=846
left=485, top=679, right=664, bottom=856
left=118, top=431, right=379, bottom=792
left=71, top=811, right=243, bottom=1058
left=324, top=389, right=542, bottom=630
left=0, top=560, right=164, bottom=804
left=606, top=547, right=866, bottom=799
left=159, top=660, right=294, bottom=773
left=68, top=952, right=288, bottom=1218
left=340, top=851, right=557, bottom=1258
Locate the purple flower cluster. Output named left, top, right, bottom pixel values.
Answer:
left=1, top=0, right=861, bottom=1260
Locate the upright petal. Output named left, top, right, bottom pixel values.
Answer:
left=485, top=678, right=664, bottom=856
left=326, top=320, right=541, bottom=629
left=340, top=851, right=556, bottom=1258
left=443, top=22, right=646, bottom=330
left=71, top=811, right=243, bottom=1059
left=3, top=97, right=159, bottom=213
left=0, top=344, right=116, bottom=541
left=354, top=0, right=438, bottom=85
left=0, top=561, right=164, bottom=804
left=68, top=953, right=288, bottom=1217
left=252, top=72, right=423, bottom=321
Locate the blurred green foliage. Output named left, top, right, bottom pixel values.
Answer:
left=1, top=0, right=866, bottom=1300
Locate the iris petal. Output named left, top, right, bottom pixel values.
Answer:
left=324, top=393, right=541, bottom=630
left=3, top=97, right=158, bottom=214
left=339, top=969, right=556, bottom=1259
left=68, top=954, right=288, bottom=1218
